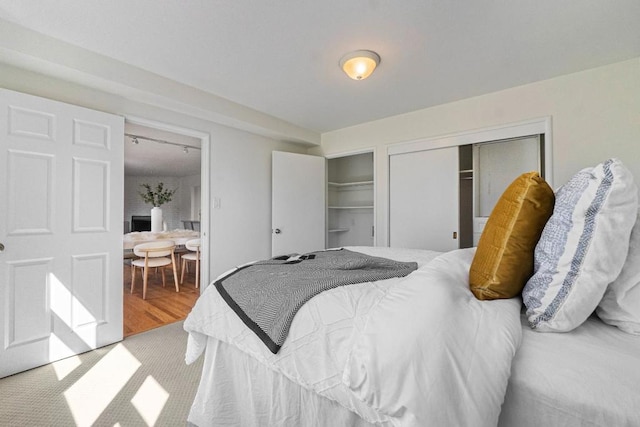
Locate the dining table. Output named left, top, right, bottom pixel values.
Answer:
left=123, top=229, right=200, bottom=250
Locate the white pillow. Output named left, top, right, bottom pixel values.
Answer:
left=522, top=158, right=638, bottom=332
left=597, top=211, right=640, bottom=334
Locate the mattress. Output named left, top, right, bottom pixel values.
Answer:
left=499, top=313, right=640, bottom=427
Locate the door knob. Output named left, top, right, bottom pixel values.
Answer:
left=274, top=228, right=282, bottom=234
left=0, top=243, right=4, bottom=252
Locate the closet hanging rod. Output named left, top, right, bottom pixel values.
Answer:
left=125, top=133, right=201, bottom=150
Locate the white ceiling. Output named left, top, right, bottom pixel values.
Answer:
left=0, top=1, right=639, bottom=134
left=124, top=123, right=201, bottom=177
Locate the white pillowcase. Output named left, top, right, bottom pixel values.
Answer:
left=522, top=158, right=638, bottom=332
left=597, top=211, right=640, bottom=334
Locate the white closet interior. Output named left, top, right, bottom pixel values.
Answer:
left=326, top=152, right=374, bottom=248
left=470, top=136, right=542, bottom=245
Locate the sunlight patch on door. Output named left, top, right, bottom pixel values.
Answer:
left=64, top=344, right=141, bottom=426
left=131, top=375, right=170, bottom=426
left=50, top=272, right=98, bottom=347
left=50, top=273, right=72, bottom=327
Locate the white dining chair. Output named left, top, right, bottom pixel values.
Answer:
left=180, top=238, right=201, bottom=288
left=131, top=240, right=179, bottom=299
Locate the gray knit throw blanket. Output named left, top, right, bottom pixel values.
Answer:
left=215, top=249, right=418, bottom=353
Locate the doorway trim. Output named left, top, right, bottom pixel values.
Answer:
left=124, top=115, right=211, bottom=290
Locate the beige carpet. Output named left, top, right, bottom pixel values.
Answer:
left=0, top=321, right=203, bottom=426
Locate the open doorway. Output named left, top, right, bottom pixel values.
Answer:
left=123, top=119, right=208, bottom=336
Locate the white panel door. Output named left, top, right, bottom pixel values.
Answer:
left=272, top=151, right=325, bottom=256
left=0, top=88, right=124, bottom=378
left=389, top=147, right=459, bottom=251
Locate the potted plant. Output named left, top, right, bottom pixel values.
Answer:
left=139, top=182, right=176, bottom=232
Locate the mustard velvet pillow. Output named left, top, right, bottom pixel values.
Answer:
left=469, top=172, right=554, bottom=300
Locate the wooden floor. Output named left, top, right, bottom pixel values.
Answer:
left=123, top=262, right=200, bottom=337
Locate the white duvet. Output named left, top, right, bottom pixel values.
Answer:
left=184, top=247, right=522, bottom=426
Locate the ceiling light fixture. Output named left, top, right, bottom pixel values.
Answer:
left=339, top=50, right=380, bottom=81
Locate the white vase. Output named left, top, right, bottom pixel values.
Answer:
left=151, top=206, right=163, bottom=232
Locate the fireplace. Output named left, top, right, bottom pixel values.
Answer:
left=131, top=215, right=151, bottom=232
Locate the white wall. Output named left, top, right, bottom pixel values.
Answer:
left=179, top=173, right=202, bottom=221
left=311, top=58, right=640, bottom=246
left=210, top=126, right=309, bottom=272
left=0, top=62, right=307, bottom=279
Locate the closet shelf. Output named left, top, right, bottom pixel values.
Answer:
left=328, top=180, right=374, bottom=188
left=328, top=205, right=374, bottom=210
left=328, top=228, right=349, bottom=233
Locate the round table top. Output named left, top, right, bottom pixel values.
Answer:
left=123, top=229, right=200, bottom=250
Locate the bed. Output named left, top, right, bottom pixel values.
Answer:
left=185, top=247, right=521, bottom=426
left=184, top=159, right=640, bottom=426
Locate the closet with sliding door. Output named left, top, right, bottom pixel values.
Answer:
left=326, top=151, right=375, bottom=248
left=388, top=119, right=551, bottom=252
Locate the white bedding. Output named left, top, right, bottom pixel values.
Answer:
left=343, top=248, right=522, bottom=426
left=184, top=247, right=523, bottom=426
left=188, top=337, right=379, bottom=427
left=499, top=313, right=640, bottom=427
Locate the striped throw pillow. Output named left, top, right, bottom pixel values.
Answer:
left=522, top=158, right=638, bottom=332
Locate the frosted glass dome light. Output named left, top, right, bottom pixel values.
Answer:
left=339, top=50, right=380, bottom=81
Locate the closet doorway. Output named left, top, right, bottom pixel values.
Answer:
left=327, top=150, right=375, bottom=248
left=123, top=118, right=209, bottom=336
